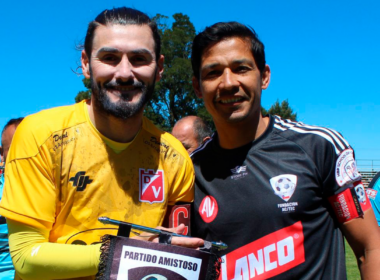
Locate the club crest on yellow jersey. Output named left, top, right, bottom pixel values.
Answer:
left=139, top=169, right=165, bottom=204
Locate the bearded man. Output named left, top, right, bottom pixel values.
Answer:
left=0, top=7, right=202, bottom=280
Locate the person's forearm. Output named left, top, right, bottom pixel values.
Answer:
left=342, top=209, right=380, bottom=280
left=357, top=248, right=380, bottom=280
left=8, top=219, right=100, bottom=280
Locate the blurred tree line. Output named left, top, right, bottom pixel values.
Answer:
left=75, top=13, right=297, bottom=131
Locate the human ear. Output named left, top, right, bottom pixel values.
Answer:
left=192, top=76, right=203, bottom=98
left=261, top=65, right=271, bottom=90
left=81, top=50, right=91, bottom=79
left=156, top=55, right=165, bottom=82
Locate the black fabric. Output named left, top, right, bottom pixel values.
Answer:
left=117, top=223, right=131, bottom=238
left=95, top=235, right=114, bottom=280
left=191, top=115, right=349, bottom=280
left=158, top=231, right=173, bottom=244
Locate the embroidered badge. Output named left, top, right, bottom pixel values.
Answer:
left=270, top=174, right=298, bottom=202
left=335, top=149, right=361, bottom=187
left=139, top=169, right=165, bottom=204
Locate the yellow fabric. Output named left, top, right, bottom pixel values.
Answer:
left=0, top=100, right=194, bottom=280
left=84, top=102, right=133, bottom=154
left=8, top=219, right=100, bottom=280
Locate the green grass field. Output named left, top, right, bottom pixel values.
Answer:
left=345, top=239, right=360, bottom=280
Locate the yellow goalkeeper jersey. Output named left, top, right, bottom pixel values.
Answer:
left=0, top=101, right=194, bottom=246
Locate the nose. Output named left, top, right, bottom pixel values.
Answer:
left=219, top=69, right=239, bottom=90
left=115, top=56, right=134, bottom=81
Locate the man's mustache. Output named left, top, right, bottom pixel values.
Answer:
left=104, top=80, right=144, bottom=89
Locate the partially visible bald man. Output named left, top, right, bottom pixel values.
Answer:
left=172, top=116, right=212, bottom=154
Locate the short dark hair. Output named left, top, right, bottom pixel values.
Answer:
left=191, top=21, right=266, bottom=79
left=1, top=117, right=24, bottom=138
left=84, top=7, right=161, bottom=61
left=193, top=118, right=212, bottom=145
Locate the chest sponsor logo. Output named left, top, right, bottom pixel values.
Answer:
left=366, top=188, right=378, bottom=200
left=69, top=171, right=93, bottom=191
left=52, top=131, right=76, bottom=152
left=139, top=169, right=165, bottom=204
left=199, top=195, right=218, bottom=223
left=220, top=221, right=305, bottom=280
left=143, top=137, right=169, bottom=153
left=269, top=174, right=297, bottom=202
left=231, top=166, right=248, bottom=180
left=335, top=149, right=361, bottom=187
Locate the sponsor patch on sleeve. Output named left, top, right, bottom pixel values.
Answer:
left=335, top=149, right=361, bottom=187
left=167, top=204, right=191, bottom=236
left=366, top=188, right=378, bottom=200
left=353, top=181, right=371, bottom=212
left=328, top=187, right=364, bottom=223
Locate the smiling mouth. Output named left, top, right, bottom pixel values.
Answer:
left=107, top=86, right=142, bottom=96
left=105, top=87, right=143, bottom=102
left=218, top=97, right=244, bottom=104
left=110, top=86, right=141, bottom=91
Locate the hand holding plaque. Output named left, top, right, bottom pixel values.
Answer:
left=96, top=217, right=227, bottom=280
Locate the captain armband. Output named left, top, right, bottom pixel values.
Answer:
left=167, top=204, right=191, bottom=235
left=327, top=181, right=371, bottom=223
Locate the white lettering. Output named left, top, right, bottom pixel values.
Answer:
left=152, top=186, right=161, bottom=198
left=338, top=194, right=351, bottom=219
left=231, top=236, right=297, bottom=279
left=264, top=244, right=277, bottom=272
left=201, top=197, right=215, bottom=218
left=248, top=249, right=264, bottom=277
left=277, top=237, right=295, bottom=266
left=232, top=256, right=249, bottom=280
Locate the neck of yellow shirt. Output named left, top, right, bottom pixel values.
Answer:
left=83, top=101, right=141, bottom=154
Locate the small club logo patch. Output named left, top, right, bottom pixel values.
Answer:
left=199, top=196, right=218, bottom=223
left=270, top=174, right=298, bottom=202
left=335, top=149, right=361, bottom=187
left=139, top=169, right=164, bottom=204
left=355, top=184, right=367, bottom=205
left=353, top=181, right=371, bottom=212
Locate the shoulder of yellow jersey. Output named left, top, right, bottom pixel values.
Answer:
left=142, top=116, right=192, bottom=163
left=10, top=102, right=86, bottom=159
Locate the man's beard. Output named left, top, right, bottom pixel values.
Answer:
left=91, top=75, right=155, bottom=120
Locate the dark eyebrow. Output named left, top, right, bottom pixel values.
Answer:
left=96, top=47, right=120, bottom=55
left=201, top=62, right=219, bottom=72
left=201, top=58, right=255, bottom=72
left=131, top=49, right=154, bottom=60
left=131, top=49, right=153, bottom=56
left=232, top=59, right=255, bottom=66
left=96, top=47, right=153, bottom=58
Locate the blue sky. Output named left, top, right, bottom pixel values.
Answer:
left=1, top=0, right=379, bottom=168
